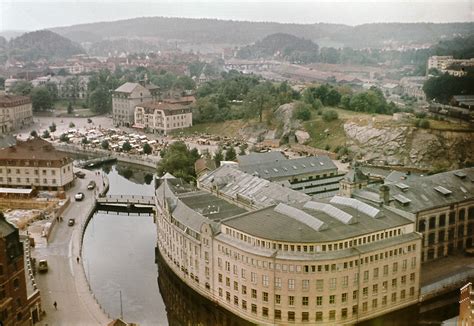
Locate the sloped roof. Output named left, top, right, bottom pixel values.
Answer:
left=114, top=82, right=146, bottom=93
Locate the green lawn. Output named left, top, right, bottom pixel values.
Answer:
left=172, top=119, right=249, bottom=138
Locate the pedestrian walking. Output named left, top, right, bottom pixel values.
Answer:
left=76, top=257, right=80, bottom=263
left=53, top=301, right=57, bottom=310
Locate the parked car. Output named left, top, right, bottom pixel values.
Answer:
left=68, top=218, right=75, bottom=226
left=75, top=192, right=84, bottom=201
left=75, top=171, right=85, bottom=179
left=38, top=260, right=48, bottom=273
left=87, top=180, right=96, bottom=190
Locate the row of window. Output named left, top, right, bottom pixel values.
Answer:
left=419, top=207, right=474, bottom=232
left=223, top=226, right=405, bottom=253
left=219, top=288, right=416, bottom=322
left=0, top=177, right=61, bottom=184
left=0, top=166, right=70, bottom=173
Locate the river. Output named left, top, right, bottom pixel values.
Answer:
left=80, top=162, right=460, bottom=326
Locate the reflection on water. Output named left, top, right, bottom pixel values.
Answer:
left=157, top=252, right=254, bottom=326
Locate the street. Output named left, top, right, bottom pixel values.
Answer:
left=33, top=170, right=110, bottom=325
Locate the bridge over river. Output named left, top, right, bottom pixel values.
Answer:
left=96, top=195, right=155, bottom=214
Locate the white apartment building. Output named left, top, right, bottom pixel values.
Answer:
left=0, top=138, right=74, bottom=190
left=0, top=95, right=33, bottom=134
left=155, top=167, right=422, bottom=325
left=134, top=101, right=192, bottom=135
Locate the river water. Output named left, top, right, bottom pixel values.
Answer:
left=81, top=162, right=460, bottom=326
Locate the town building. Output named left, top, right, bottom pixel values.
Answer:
left=352, top=168, right=474, bottom=263
left=155, top=167, right=422, bottom=325
left=0, top=138, right=74, bottom=190
left=399, top=76, right=427, bottom=100
left=427, top=56, right=474, bottom=76
left=0, top=213, right=42, bottom=325
left=3, top=78, right=22, bottom=95
left=237, top=152, right=343, bottom=197
left=0, top=95, right=33, bottom=135
left=112, top=82, right=160, bottom=127
left=134, top=101, right=193, bottom=135
left=459, top=282, right=474, bottom=326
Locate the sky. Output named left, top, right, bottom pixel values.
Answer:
left=0, top=0, right=473, bottom=32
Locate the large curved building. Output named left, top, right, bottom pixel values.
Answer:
left=155, top=166, right=422, bottom=325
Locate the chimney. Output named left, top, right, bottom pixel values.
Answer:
left=379, top=185, right=390, bottom=205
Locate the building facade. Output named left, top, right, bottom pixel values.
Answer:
left=353, top=168, right=474, bottom=263
left=0, top=96, right=33, bottom=135
left=0, top=213, right=42, bottom=325
left=0, top=138, right=74, bottom=190
left=155, top=168, right=422, bottom=325
left=134, top=101, right=193, bottom=135
left=459, top=282, right=474, bottom=326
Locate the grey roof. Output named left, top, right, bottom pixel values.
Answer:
left=223, top=198, right=412, bottom=243
left=238, top=151, right=286, bottom=166
left=356, top=167, right=474, bottom=214
left=329, top=196, right=383, bottom=219
left=0, top=216, right=16, bottom=237
left=198, top=165, right=310, bottom=209
left=239, top=155, right=337, bottom=180
left=114, top=82, right=145, bottom=93
left=343, top=166, right=369, bottom=183
left=385, top=171, right=409, bottom=184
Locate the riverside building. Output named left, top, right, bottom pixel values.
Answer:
left=155, top=166, right=422, bottom=325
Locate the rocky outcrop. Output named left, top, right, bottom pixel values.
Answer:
left=344, top=122, right=474, bottom=169
left=274, top=103, right=300, bottom=140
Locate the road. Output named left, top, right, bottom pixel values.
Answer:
left=33, top=170, right=110, bottom=325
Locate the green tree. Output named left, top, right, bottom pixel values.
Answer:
left=326, top=89, right=341, bottom=106
left=244, top=83, right=274, bottom=123
left=157, top=141, right=200, bottom=182
left=143, top=143, right=152, bottom=154
left=122, top=141, right=132, bottom=152
left=44, top=82, right=59, bottom=101
left=101, top=140, right=109, bottom=150
left=49, top=122, right=56, bottom=132
left=11, top=80, right=33, bottom=96
left=31, top=87, right=53, bottom=112
left=81, top=137, right=89, bottom=144
left=89, top=87, right=110, bottom=114
left=30, top=130, right=38, bottom=137
left=42, top=129, right=50, bottom=138
left=322, top=109, right=339, bottom=122
left=225, top=147, right=237, bottom=161
left=59, top=133, right=69, bottom=142
left=214, top=148, right=224, bottom=167
left=69, top=122, right=75, bottom=128
left=67, top=102, right=73, bottom=114
left=293, top=101, right=312, bottom=121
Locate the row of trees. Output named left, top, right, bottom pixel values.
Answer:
left=423, top=73, right=474, bottom=104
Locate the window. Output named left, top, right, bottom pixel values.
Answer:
left=392, top=278, right=397, bottom=288
left=262, top=275, right=269, bottom=287
left=363, top=287, right=368, bottom=298
left=263, top=292, right=268, bottom=302
left=383, top=265, right=388, bottom=276
left=251, top=289, right=257, bottom=299
left=242, top=285, right=247, bottom=295
left=401, top=289, right=406, bottom=299
left=393, top=262, right=398, bottom=273
left=251, top=272, right=257, bottom=284
left=316, top=279, right=323, bottom=291
left=352, top=305, right=358, bottom=315
left=329, top=278, right=336, bottom=290
left=342, top=293, right=347, bottom=303
left=288, top=311, right=295, bottom=322
left=353, top=290, right=358, bottom=300
left=275, top=277, right=282, bottom=289
left=341, top=308, right=348, bottom=319
left=316, top=296, right=323, bottom=306
left=288, top=279, right=295, bottom=290
left=316, top=311, right=323, bottom=321
left=251, top=304, right=257, bottom=314
left=275, top=309, right=281, bottom=320
left=391, top=292, right=397, bottom=302
left=382, top=296, right=387, bottom=306
left=329, top=310, right=336, bottom=321
left=382, top=281, right=388, bottom=292
left=372, top=298, right=378, bottom=308
left=289, top=296, right=295, bottom=306
left=226, top=291, right=230, bottom=302
left=262, top=307, right=268, bottom=318
left=329, top=295, right=335, bottom=304
left=373, top=284, right=378, bottom=295
left=242, top=300, right=247, bottom=310
left=302, top=279, right=309, bottom=290
left=302, top=311, right=309, bottom=321
left=364, top=270, right=369, bottom=282
left=342, top=275, right=349, bottom=287
left=219, top=288, right=223, bottom=297
left=362, top=302, right=368, bottom=312
left=401, top=276, right=407, bottom=285
left=298, top=296, right=308, bottom=306
left=275, top=294, right=281, bottom=304
left=234, top=296, right=238, bottom=305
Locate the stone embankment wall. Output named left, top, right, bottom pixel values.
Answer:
left=344, top=122, right=474, bottom=169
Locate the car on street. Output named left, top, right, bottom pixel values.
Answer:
left=38, top=260, right=48, bottom=273
left=68, top=218, right=75, bottom=226
left=75, top=171, right=85, bottom=179
left=74, top=192, right=84, bottom=201
left=87, top=180, right=96, bottom=190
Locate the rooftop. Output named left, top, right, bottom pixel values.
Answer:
left=237, top=151, right=286, bottom=166
left=0, top=138, right=72, bottom=163
left=0, top=95, right=31, bottom=107
left=355, top=167, right=474, bottom=213
left=138, top=101, right=191, bottom=115
left=223, top=196, right=412, bottom=243
left=239, top=155, right=337, bottom=180
left=114, top=82, right=148, bottom=94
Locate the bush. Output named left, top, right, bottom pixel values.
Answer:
left=49, top=123, right=56, bottom=132
left=101, top=140, right=109, bottom=150
left=293, top=102, right=312, bottom=121
left=143, top=143, right=152, bottom=155
left=69, top=122, right=75, bottom=128
left=415, top=112, right=426, bottom=119
left=122, top=141, right=132, bottom=152
left=416, top=119, right=430, bottom=129
left=42, top=130, right=50, bottom=139
left=322, top=109, right=338, bottom=122
left=30, top=130, right=38, bottom=137
left=59, top=133, right=69, bottom=142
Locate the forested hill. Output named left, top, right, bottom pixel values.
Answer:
left=6, top=30, right=85, bottom=61
left=238, top=33, right=319, bottom=63
left=50, top=17, right=474, bottom=48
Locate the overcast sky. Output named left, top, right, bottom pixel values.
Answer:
left=1, top=0, right=473, bottom=32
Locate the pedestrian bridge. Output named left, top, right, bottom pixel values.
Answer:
left=96, top=194, right=155, bottom=206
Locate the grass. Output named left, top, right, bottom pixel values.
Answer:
left=172, top=119, right=249, bottom=138
left=303, top=116, right=347, bottom=152
left=53, top=99, right=96, bottom=117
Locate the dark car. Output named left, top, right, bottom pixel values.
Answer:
left=87, top=180, right=96, bottom=190
left=68, top=218, right=75, bottom=226
left=75, top=171, right=86, bottom=179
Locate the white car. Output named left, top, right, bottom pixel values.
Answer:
left=74, top=192, right=84, bottom=201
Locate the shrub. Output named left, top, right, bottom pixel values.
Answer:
left=293, top=102, right=312, bottom=121
left=322, top=109, right=338, bottom=122
left=59, top=133, right=69, bottom=142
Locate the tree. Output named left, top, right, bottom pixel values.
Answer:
left=30, top=130, right=38, bottom=137
left=42, top=130, right=50, bottom=138
left=11, top=80, right=33, bottom=96
left=49, top=122, right=56, bottom=132
left=31, top=87, right=53, bottom=111
left=143, top=143, right=152, bottom=154
left=59, top=133, right=69, bottom=142
left=89, top=87, right=110, bottom=114
left=67, top=102, right=73, bottom=114
left=157, top=141, right=200, bottom=182
left=293, top=102, right=312, bottom=121
left=101, top=140, right=109, bottom=150
left=244, top=83, right=274, bottom=123
left=81, top=137, right=89, bottom=145
left=64, top=77, right=81, bottom=103
left=225, top=147, right=237, bottom=161
left=44, top=82, right=59, bottom=101
left=322, top=109, right=339, bottom=122
left=214, top=148, right=224, bottom=167
left=69, top=122, right=75, bottom=128
left=326, top=89, right=342, bottom=106
left=122, top=141, right=132, bottom=152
